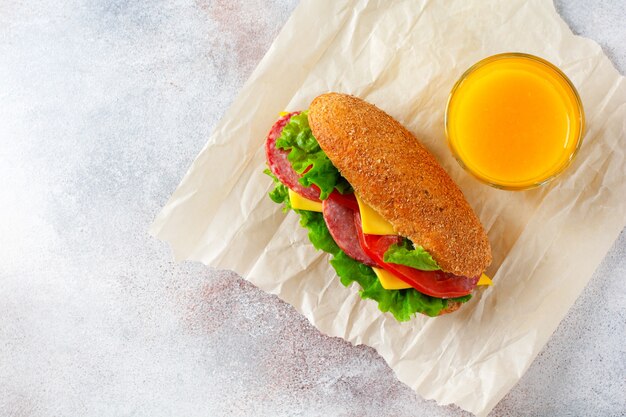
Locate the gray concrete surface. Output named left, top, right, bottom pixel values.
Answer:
left=1, top=0, right=624, bottom=416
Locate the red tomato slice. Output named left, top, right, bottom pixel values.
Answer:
left=354, top=212, right=479, bottom=298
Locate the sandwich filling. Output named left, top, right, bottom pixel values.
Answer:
left=265, top=111, right=490, bottom=320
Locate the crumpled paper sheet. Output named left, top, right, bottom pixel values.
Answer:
left=150, top=0, right=626, bottom=415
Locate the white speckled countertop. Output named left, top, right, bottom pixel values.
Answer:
left=1, top=1, right=624, bottom=416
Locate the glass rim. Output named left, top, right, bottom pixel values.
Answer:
left=444, top=52, right=585, bottom=191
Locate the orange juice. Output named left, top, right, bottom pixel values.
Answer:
left=445, top=53, right=584, bottom=190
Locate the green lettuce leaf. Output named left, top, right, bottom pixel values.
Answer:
left=275, top=111, right=351, bottom=199
left=264, top=169, right=291, bottom=212
left=296, top=210, right=340, bottom=254
left=330, top=251, right=450, bottom=319
left=383, top=239, right=441, bottom=271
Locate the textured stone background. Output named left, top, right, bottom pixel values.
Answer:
left=1, top=1, right=624, bottom=416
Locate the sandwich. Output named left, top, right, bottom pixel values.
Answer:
left=264, top=93, right=492, bottom=320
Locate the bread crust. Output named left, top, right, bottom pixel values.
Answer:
left=308, top=93, right=491, bottom=277
left=438, top=300, right=462, bottom=315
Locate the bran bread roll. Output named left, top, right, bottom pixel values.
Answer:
left=308, top=93, right=491, bottom=278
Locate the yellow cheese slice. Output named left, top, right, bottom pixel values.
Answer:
left=477, top=273, right=493, bottom=286
left=372, top=267, right=412, bottom=290
left=279, top=111, right=289, bottom=117
left=355, top=194, right=396, bottom=235
left=288, top=189, right=323, bottom=212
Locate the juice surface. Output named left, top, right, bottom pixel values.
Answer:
left=446, top=54, right=583, bottom=189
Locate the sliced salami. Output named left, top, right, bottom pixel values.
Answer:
left=326, top=190, right=359, bottom=212
left=322, top=197, right=376, bottom=267
left=265, top=112, right=320, bottom=201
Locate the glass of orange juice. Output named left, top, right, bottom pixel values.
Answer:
left=445, top=53, right=585, bottom=190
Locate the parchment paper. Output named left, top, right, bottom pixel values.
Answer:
left=150, top=0, right=626, bottom=415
